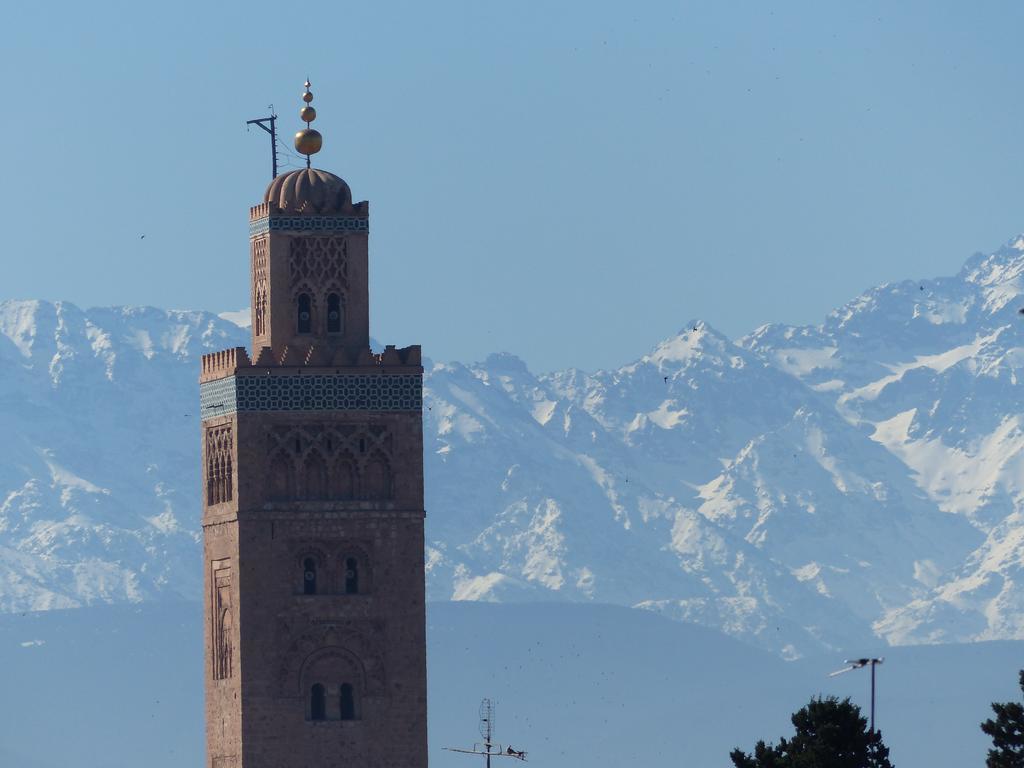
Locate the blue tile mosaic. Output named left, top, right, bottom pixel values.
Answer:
left=249, top=216, right=370, bottom=238
left=201, top=373, right=421, bottom=419
left=200, top=376, right=239, bottom=419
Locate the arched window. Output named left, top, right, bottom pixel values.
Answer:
left=303, top=557, right=318, bottom=595
left=297, top=293, right=312, bottom=334
left=310, top=683, right=326, bottom=721
left=344, top=556, right=360, bottom=595
left=327, top=293, right=343, bottom=334
left=340, top=683, right=357, bottom=720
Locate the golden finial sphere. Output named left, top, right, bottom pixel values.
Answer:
left=295, top=128, right=323, bottom=155
left=300, top=105, right=317, bottom=123
left=302, top=90, right=314, bottom=103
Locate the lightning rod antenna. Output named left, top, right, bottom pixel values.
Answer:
left=246, top=105, right=278, bottom=179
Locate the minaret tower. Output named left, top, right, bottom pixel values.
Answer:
left=200, top=82, right=428, bottom=768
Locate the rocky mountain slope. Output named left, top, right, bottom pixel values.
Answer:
left=2, top=237, right=1024, bottom=657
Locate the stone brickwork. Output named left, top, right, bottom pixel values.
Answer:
left=201, top=166, right=427, bottom=768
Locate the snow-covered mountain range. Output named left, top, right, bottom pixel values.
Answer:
left=3, top=237, right=1024, bottom=657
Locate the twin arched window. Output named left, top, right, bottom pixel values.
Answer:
left=308, top=682, right=359, bottom=721
left=295, top=293, right=344, bottom=335
left=298, top=553, right=365, bottom=596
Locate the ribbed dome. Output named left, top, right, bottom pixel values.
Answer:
left=264, top=168, right=353, bottom=214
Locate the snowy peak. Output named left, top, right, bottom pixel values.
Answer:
left=5, top=236, right=1024, bottom=656
left=0, top=299, right=242, bottom=386
left=639, top=320, right=727, bottom=365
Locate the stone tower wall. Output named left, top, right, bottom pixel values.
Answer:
left=202, top=178, right=427, bottom=768
left=248, top=203, right=371, bottom=358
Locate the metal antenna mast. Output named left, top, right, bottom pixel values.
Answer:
left=828, top=657, right=885, bottom=733
left=444, top=698, right=528, bottom=768
left=246, top=106, right=279, bottom=179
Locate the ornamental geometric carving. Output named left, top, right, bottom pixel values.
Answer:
left=290, top=235, right=349, bottom=313
left=211, top=559, right=233, bottom=680
left=265, top=424, right=394, bottom=502
left=205, top=425, right=233, bottom=506
left=251, top=237, right=268, bottom=338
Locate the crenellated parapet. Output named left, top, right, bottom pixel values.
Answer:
left=203, top=344, right=420, bottom=381
left=201, top=347, right=252, bottom=382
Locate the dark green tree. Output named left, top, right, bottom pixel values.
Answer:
left=981, top=670, right=1024, bottom=767
left=730, top=696, right=893, bottom=768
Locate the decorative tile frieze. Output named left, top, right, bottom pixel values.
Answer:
left=200, top=373, right=421, bottom=419
left=200, top=376, right=239, bottom=419
left=249, top=216, right=370, bottom=238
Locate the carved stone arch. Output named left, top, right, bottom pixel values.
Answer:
left=292, top=544, right=329, bottom=568
left=206, top=425, right=234, bottom=506
left=277, top=626, right=385, bottom=698
left=366, top=424, right=392, bottom=455
left=267, top=450, right=296, bottom=501
left=217, top=607, right=233, bottom=678
left=360, top=451, right=392, bottom=500
left=322, top=278, right=345, bottom=296
left=332, top=455, right=356, bottom=501
left=297, top=646, right=368, bottom=717
left=290, top=638, right=363, bottom=721
left=251, top=235, right=269, bottom=340
left=294, top=426, right=321, bottom=459
left=253, top=282, right=267, bottom=337
left=212, top=560, right=234, bottom=680
left=266, top=426, right=289, bottom=454
left=302, top=449, right=329, bottom=500
left=329, top=427, right=354, bottom=454
left=275, top=425, right=318, bottom=461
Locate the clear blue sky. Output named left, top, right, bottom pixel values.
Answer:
left=3, top=1, right=1023, bottom=371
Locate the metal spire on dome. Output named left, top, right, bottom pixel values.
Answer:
left=294, top=79, right=323, bottom=169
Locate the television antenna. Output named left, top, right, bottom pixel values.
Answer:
left=829, top=657, right=884, bottom=733
left=444, top=698, right=527, bottom=768
left=246, top=106, right=279, bottom=179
